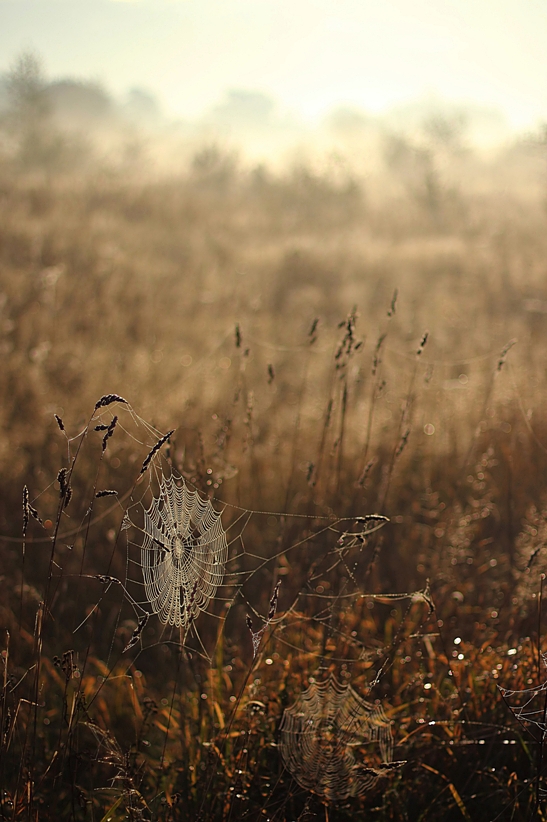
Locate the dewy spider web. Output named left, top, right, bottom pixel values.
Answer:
left=11, top=397, right=434, bottom=819
left=78, top=400, right=431, bottom=678
left=120, top=438, right=399, bottom=659
left=499, top=655, right=547, bottom=745
left=279, top=673, right=395, bottom=801
left=138, top=472, right=228, bottom=629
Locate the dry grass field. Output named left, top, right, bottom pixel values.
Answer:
left=2, top=78, right=547, bottom=819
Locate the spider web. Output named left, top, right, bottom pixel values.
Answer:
left=279, top=673, right=397, bottom=801
left=499, top=656, right=547, bottom=746
left=136, top=472, right=227, bottom=630
left=27, top=397, right=432, bottom=680
left=115, top=426, right=422, bottom=811
left=116, top=417, right=407, bottom=664
left=11, top=396, right=439, bottom=818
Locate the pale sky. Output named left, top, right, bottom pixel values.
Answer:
left=1, top=0, right=546, bottom=129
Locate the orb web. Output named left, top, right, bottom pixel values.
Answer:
left=98, top=404, right=417, bottom=671
left=499, top=654, right=547, bottom=747
left=279, top=674, right=394, bottom=801
left=139, top=472, right=228, bottom=629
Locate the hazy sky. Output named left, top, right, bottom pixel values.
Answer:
left=1, top=0, right=546, bottom=128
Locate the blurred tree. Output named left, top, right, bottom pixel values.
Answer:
left=191, top=144, right=239, bottom=191
left=422, top=111, right=468, bottom=152
left=47, top=79, right=113, bottom=126
left=3, top=51, right=58, bottom=169
left=384, top=133, right=442, bottom=220
left=124, top=87, right=161, bottom=125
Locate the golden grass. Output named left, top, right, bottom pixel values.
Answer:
left=1, top=131, right=547, bottom=819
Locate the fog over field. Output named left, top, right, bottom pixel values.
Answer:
left=1, top=4, right=547, bottom=820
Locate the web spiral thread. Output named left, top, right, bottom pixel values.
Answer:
left=140, top=473, right=228, bottom=629
left=279, top=674, right=394, bottom=801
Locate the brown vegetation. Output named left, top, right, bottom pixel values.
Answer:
left=2, top=71, right=547, bottom=818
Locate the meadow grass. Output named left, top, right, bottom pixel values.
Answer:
left=1, top=130, right=547, bottom=820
